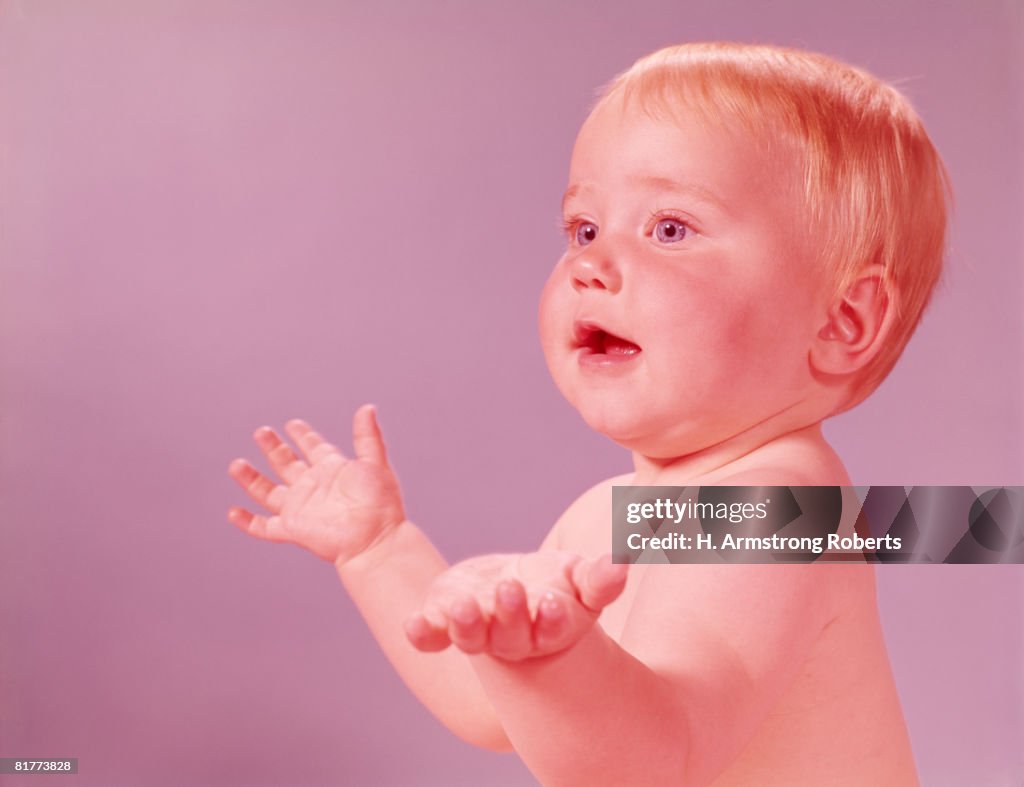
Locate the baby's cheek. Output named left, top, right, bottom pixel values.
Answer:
left=731, top=300, right=813, bottom=390
left=704, top=296, right=783, bottom=378
left=538, top=270, right=568, bottom=349
left=667, top=285, right=754, bottom=354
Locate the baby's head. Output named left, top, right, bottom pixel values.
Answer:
left=539, top=42, right=950, bottom=458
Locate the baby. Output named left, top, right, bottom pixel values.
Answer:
left=227, top=42, right=948, bottom=786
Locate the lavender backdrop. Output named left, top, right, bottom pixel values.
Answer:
left=1, top=1, right=1021, bottom=785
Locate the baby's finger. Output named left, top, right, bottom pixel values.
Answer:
left=534, top=592, right=573, bottom=652
left=404, top=612, right=452, bottom=652
left=228, top=459, right=287, bottom=513
left=448, top=596, right=488, bottom=654
left=253, top=426, right=307, bottom=484
left=572, top=554, right=629, bottom=613
left=227, top=507, right=289, bottom=543
left=284, top=419, right=345, bottom=465
left=352, top=404, right=388, bottom=466
left=489, top=580, right=532, bottom=660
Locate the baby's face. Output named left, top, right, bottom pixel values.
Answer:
left=539, top=97, right=828, bottom=457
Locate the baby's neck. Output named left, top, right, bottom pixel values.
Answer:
left=630, top=421, right=851, bottom=486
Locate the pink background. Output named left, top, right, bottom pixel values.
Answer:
left=1, top=1, right=1021, bottom=785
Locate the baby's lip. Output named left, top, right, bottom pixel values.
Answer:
left=572, top=319, right=642, bottom=353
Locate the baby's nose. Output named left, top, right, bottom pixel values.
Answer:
left=570, top=254, right=622, bottom=293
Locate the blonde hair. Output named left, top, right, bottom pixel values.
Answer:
left=594, top=42, right=952, bottom=402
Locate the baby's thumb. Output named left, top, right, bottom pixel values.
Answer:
left=352, top=403, right=388, bottom=465
left=573, top=554, right=629, bottom=613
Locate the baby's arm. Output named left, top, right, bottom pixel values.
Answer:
left=227, top=406, right=511, bottom=750
left=407, top=533, right=844, bottom=785
left=333, top=517, right=513, bottom=750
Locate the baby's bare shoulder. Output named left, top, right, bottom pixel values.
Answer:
left=539, top=472, right=634, bottom=551
left=704, top=428, right=853, bottom=486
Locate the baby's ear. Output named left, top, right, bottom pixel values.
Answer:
left=810, top=264, right=896, bottom=376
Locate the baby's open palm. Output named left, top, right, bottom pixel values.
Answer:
left=406, top=551, right=628, bottom=661
left=227, top=405, right=406, bottom=566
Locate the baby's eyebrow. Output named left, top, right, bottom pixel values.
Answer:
left=632, top=175, right=726, bottom=210
left=561, top=184, right=585, bottom=213
left=561, top=175, right=727, bottom=214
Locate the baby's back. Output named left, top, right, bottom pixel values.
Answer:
left=550, top=474, right=918, bottom=785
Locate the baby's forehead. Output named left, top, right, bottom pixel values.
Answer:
left=570, top=98, right=806, bottom=205
left=602, top=93, right=795, bottom=156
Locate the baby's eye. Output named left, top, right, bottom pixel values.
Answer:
left=654, top=218, right=689, bottom=243
left=573, top=221, right=598, bottom=246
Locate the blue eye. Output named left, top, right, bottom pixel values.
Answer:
left=654, top=218, right=688, bottom=243
left=575, top=222, right=598, bottom=246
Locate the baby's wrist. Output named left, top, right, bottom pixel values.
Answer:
left=335, top=518, right=411, bottom=576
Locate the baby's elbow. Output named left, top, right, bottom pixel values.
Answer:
left=478, top=735, right=515, bottom=754
left=451, top=722, right=515, bottom=753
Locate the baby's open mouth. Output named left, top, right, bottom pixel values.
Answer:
left=573, top=321, right=642, bottom=357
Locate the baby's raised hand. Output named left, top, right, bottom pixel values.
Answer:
left=404, top=551, right=628, bottom=661
left=227, top=405, right=406, bottom=568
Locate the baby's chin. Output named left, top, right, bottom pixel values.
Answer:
left=576, top=404, right=712, bottom=458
